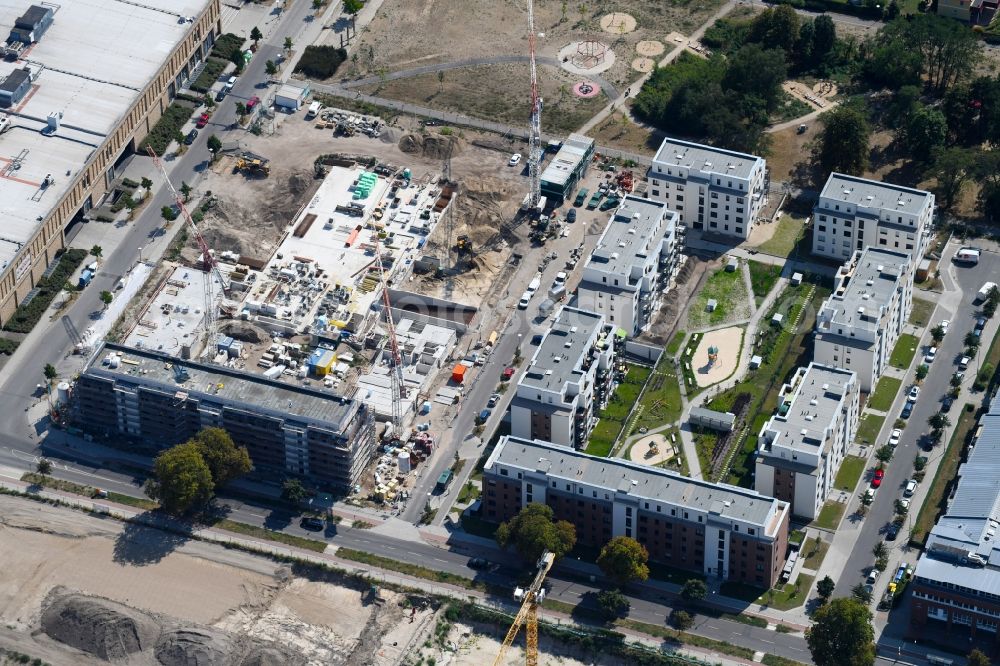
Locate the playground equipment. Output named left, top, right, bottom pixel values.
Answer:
left=707, top=345, right=719, bottom=369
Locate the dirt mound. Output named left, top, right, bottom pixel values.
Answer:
left=155, top=628, right=233, bottom=666
left=41, top=589, right=161, bottom=661
left=239, top=644, right=307, bottom=666
left=397, top=133, right=464, bottom=159
left=220, top=321, right=268, bottom=343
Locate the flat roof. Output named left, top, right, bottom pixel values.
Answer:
left=540, top=133, right=594, bottom=188
left=818, top=247, right=910, bottom=334
left=122, top=265, right=223, bottom=356
left=819, top=173, right=933, bottom=216
left=489, top=437, right=785, bottom=530
left=761, top=363, right=856, bottom=453
left=651, top=137, right=763, bottom=181
left=519, top=306, right=606, bottom=393
left=0, top=0, right=211, bottom=270
left=87, top=341, right=360, bottom=427
left=585, top=195, right=670, bottom=281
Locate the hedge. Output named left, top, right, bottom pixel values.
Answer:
left=190, top=57, right=228, bottom=94
left=138, top=102, right=197, bottom=155
left=211, top=33, right=244, bottom=61
left=293, top=46, right=348, bottom=80
left=3, top=249, right=88, bottom=333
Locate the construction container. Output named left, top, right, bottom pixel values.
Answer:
left=398, top=451, right=411, bottom=473
left=217, top=336, right=233, bottom=355
left=228, top=341, right=243, bottom=358
left=452, top=364, right=467, bottom=383
left=56, top=381, right=70, bottom=405
left=308, top=348, right=336, bottom=376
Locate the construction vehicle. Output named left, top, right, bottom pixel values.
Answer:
left=234, top=156, right=270, bottom=177
left=455, top=234, right=473, bottom=254
left=493, top=551, right=554, bottom=665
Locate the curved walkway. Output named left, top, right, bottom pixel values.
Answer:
left=339, top=55, right=620, bottom=99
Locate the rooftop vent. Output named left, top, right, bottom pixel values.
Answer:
left=800, top=428, right=808, bottom=436
left=822, top=383, right=829, bottom=390
left=866, top=195, right=873, bottom=201
left=805, top=415, right=814, bottom=421
left=843, top=189, right=851, bottom=195
left=877, top=265, right=885, bottom=272
left=809, top=398, right=818, bottom=406
left=857, top=306, right=865, bottom=314
left=866, top=279, right=874, bottom=286
left=704, top=161, right=712, bottom=168
left=545, top=370, right=553, bottom=375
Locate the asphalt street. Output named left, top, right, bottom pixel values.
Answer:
left=833, top=247, right=1000, bottom=600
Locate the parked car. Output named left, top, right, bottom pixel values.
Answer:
left=508, top=153, right=522, bottom=166
left=939, top=319, right=950, bottom=334
left=872, top=469, right=885, bottom=488
left=184, top=128, right=198, bottom=145
left=942, top=395, right=954, bottom=411
left=901, top=402, right=913, bottom=419
left=886, top=523, right=900, bottom=541
left=488, top=393, right=501, bottom=408
left=468, top=557, right=491, bottom=570
left=300, top=517, right=324, bottom=531
left=888, top=429, right=901, bottom=447
left=478, top=408, right=492, bottom=422
left=566, top=208, right=577, bottom=223
left=866, top=569, right=880, bottom=585
left=246, top=95, right=260, bottom=112
left=959, top=356, right=971, bottom=370
left=908, top=385, right=920, bottom=403
left=215, top=88, right=227, bottom=102
left=899, top=498, right=911, bottom=512
left=904, top=479, right=917, bottom=497
left=925, top=347, right=938, bottom=363
left=502, top=367, right=515, bottom=381
left=195, top=112, right=210, bottom=128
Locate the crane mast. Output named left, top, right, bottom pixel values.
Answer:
left=493, top=551, right=554, bottom=666
left=526, top=0, right=542, bottom=210
left=371, top=229, right=406, bottom=430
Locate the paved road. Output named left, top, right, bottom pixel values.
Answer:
left=833, top=248, right=1000, bottom=598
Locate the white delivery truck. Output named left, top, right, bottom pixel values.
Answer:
left=306, top=101, right=322, bottom=119
left=955, top=247, right=981, bottom=265
left=527, top=275, right=541, bottom=294
left=976, top=281, right=997, bottom=303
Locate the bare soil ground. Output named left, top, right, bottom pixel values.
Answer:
left=587, top=108, right=662, bottom=153
left=0, top=493, right=435, bottom=666
left=766, top=122, right=821, bottom=183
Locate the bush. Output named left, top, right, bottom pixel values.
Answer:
left=293, top=45, right=348, bottom=79
left=139, top=103, right=197, bottom=155
left=3, top=249, right=88, bottom=333
left=190, top=57, right=228, bottom=93
left=211, top=33, right=245, bottom=61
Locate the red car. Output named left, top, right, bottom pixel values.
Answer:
left=195, top=112, right=210, bottom=128
left=246, top=95, right=260, bottom=112
left=501, top=367, right=515, bottom=381
left=872, top=469, right=885, bottom=488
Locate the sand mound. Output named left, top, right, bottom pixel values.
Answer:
left=398, top=133, right=464, bottom=159
left=155, top=628, right=233, bottom=666
left=41, top=590, right=161, bottom=661
left=239, top=644, right=307, bottom=666
left=220, top=321, right=268, bottom=343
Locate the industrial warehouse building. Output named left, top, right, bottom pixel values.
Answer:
left=75, top=343, right=376, bottom=493
left=483, top=437, right=791, bottom=588
left=0, top=0, right=222, bottom=325
left=539, top=133, right=595, bottom=207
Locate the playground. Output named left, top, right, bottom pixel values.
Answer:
left=628, top=433, right=678, bottom=466
left=692, top=326, right=743, bottom=387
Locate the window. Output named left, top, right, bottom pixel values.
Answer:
left=818, top=225, right=826, bottom=233
left=500, top=469, right=508, bottom=476
left=652, top=190, right=660, bottom=197
left=676, top=195, right=684, bottom=202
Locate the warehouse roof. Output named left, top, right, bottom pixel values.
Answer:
left=0, top=0, right=211, bottom=271
left=540, top=133, right=594, bottom=188
left=651, top=137, right=764, bottom=182
left=819, top=173, right=933, bottom=216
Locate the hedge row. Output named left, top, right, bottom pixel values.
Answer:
left=293, top=46, right=347, bottom=80
left=3, top=249, right=88, bottom=333
left=138, top=102, right=197, bottom=155
left=190, top=57, right=228, bottom=94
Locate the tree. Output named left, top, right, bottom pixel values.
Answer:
left=313, top=0, right=324, bottom=9
left=284, top=36, right=294, bottom=53
left=811, top=15, right=837, bottom=66
left=680, top=578, right=708, bottom=604
left=207, top=134, right=222, bottom=155
left=43, top=363, right=57, bottom=381
left=902, top=105, right=948, bottom=164
left=597, top=536, right=650, bottom=586
left=875, top=554, right=889, bottom=572
left=817, top=105, right=871, bottom=177
left=721, top=44, right=787, bottom=113
left=916, top=364, right=929, bottom=381
left=875, top=445, right=894, bottom=464
left=749, top=5, right=800, bottom=54
left=266, top=59, right=278, bottom=77
left=437, top=70, right=444, bottom=90
left=816, top=575, right=835, bottom=600
left=895, top=499, right=909, bottom=516
left=930, top=324, right=945, bottom=344
left=191, top=428, right=252, bottom=489
left=966, top=331, right=981, bottom=349
left=36, top=458, right=52, bottom=476
left=250, top=26, right=262, bottom=45
left=282, top=477, right=307, bottom=505
left=235, top=102, right=247, bottom=120
left=850, top=582, right=873, bottom=606
left=495, top=503, right=577, bottom=562
left=161, top=205, right=177, bottom=221
left=670, top=609, right=694, bottom=630
left=180, top=181, right=192, bottom=203
left=149, top=442, right=214, bottom=514
left=229, top=48, right=244, bottom=74
left=141, top=176, right=153, bottom=191
left=203, top=93, right=215, bottom=109
left=99, top=290, right=113, bottom=309
left=927, top=147, right=974, bottom=213
left=860, top=490, right=874, bottom=506
left=872, top=541, right=888, bottom=560
left=90, top=245, right=103, bottom=259
left=343, top=0, right=364, bottom=14
left=596, top=589, right=630, bottom=619
left=928, top=412, right=951, bottom=431
left=968, top=648, right=992, bottom=666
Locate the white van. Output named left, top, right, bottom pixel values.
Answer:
left=956, top=247, right=981, bottom=265
left=517, top=291, right=532, bottom=309
left=306, top=101, right=322, bottom=118
left=224, top=75, right=237, bottom=92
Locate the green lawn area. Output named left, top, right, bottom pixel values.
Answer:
left=687, top=266, right=752, bottom=329
left=633, top=372, right=683, bottom=433
left=889, top=333, right=920, bottom=370
left=835, top=455, right=867, bottom=492
left=720, top=574, right=814, bottom=610
left=585, top=365, right=652, bottom=456
left=666, top=329, right=686, bottom=356
left=801, top=537, right=829, bottom=571
left=753, top=214, right=805, bottom=258
left=747, top=261, right=782, bottom=305
left=868, top=376, right=903, bottom=412
left=856, top=413, right=885, bottom=446
left=815, top=501, right=846, bottom=530
left=909, top=297, right=936, bottom=328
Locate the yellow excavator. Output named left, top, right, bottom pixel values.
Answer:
left=234, top=156, right=270, bottom=177
left=493, top=551, right=554, bottom=666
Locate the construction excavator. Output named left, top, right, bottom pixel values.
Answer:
left=493, top=551, right=554, bottom=666
left=233, top=154, right=270, bottom=177
left=454, top=234, right=474, bottom=255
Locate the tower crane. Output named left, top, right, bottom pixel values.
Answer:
left=493, top=551, right=554, bottom=666
left=525, top=0, right=543, bottom=211
left=146, top=147, right=230, bottom=350
left=371, top=228, right=406, bottom=430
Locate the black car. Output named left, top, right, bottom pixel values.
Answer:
left=215, top=89, right=226, bottom=102
left=886, top=523, right=899, bottom=541
left=901, top=402, right=913, bottom=419
left=942, top=396, right=954, bottom=411
left=184, top=129, right=198, bottom=145
left=300, top=516, right=324, bottom=531
left=566, top=208, right=577, bottom=223
left=531, top=334, right=544, bottom=345
left=468, top=557, right=490, bottom=570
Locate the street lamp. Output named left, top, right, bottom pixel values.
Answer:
left=137, top=246, right=144, bottom=264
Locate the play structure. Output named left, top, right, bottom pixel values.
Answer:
left=707, top=345, right=719, bottom=369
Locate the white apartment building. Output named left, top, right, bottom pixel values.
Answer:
left=814, top=247, right=914, bottom=393
left=812, top=173, right=935, bottom=263
left=755, top=363, right=860, bottom=521
left=646, top=137, right=767, bottom=240
left=575, top=196, right=678, bottom=337
left=509, top=307, right=619, bottom=449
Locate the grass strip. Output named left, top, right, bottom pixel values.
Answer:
left=834, top=454, right=867, bottom=493
left=212, top=518, right=328, bottom=553
left=868, top=376, right=902, bottom=412
left=617, top=618, right=756, bottom=660
left=21, top=472, right=158, bottom=510
left=666, top=330, right=686, bottom=356
left=815, top=501, right=846, bottom=530
left=889, top=334, right=920, bottom=370
left=336, top=547, right=485, bottom=591
left=762, top=654, right=809, bottom=666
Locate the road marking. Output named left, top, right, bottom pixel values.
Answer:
left=706, top=625, right=720, bottom=631
left=760, top=639, right=775, bottom=645
left=433, top=557, right=447, bottom=563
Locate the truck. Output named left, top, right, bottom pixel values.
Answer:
left=77, top=268, right=94, bottom=289
left=955, top=247, right=981, bottom=265
left=306, top=101, right=322, bottom=119
left=976, top=281, right=998, bottom=304
left=527, top=275, right=541, bottom=294
left=435, top=469, right=453, bottom=493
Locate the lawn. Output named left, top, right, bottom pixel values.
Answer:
left=753, top=214, right=805, bottom=258
left=909, top=297, right=936, bottom=328
left=633, top=371, right=683, bottom=433
left=889, top=333, right=920, bottom=370
left=687, top=266, right=753, bottom=329
left=868, top=376, right=903, bottom=412
left=748, top=261, right=782, bottom=305
left=720, top=575, right=815, bottom=610
left=856, top=413, right=886, bottom=446
left=815, top=501, right=846, bottom=530
left=801, top=538, right=829, bottom=571
left=666, top=329, right=686, bottom=356
left=835, top=455, right=867, bottom=492
left=585, top=365, right=652, bottom=456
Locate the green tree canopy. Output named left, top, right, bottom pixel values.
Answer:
left=343, top=0, right=364, bottom=13
left=902, top=105, right=947, bottom=164
left=207, top=134, right=223, bottom=154
left=749, top=5, right=800, bottom=54
left=192, top=427, right=252, bottom=489
left=816, top=575, right=835, bottom=600
left=495, top=503, right=576, bottom=562
left=43, top=363, right=57, bottom=381
left=282, top=477, right=307, bottom=505
left=596, top=589, right=630, bottom=619
left=250, top=26, right=262, bottom=44
left=150, top=442, right=214, bottom=514
left=968, top=648, right=992, bottom=666
left=817, top=104, right=871, bottom=177
left=807, top=597, right=875, bottom=666
left=681, top=578, right=708, bottom=604
left=597, top=536, right=650, bottom=586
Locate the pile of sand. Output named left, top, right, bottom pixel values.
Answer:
left=41, top=590, right=161, bottom=661
left=154, top=628, right=233, bottom=666
left=398, top=133, right=464, bottom=159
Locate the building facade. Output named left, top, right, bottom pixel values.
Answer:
left=75, top=343, right=375, bottom=493
left=812, top=173, right=934, bottom=264
left=813, top=247, right=913, bottom=392
left=509, top=307, right=620, bottom=450
left=910, top=394, right=1000, bottom=646
left=539, top=133, right=595, bottom=207
left=575, top=196, right=678, bottom=337
left=0, top=0, right=223, bottom=326
left=755, top=363, right=860, bottom=521
left=483, top=437, right=791, bottom=588
left=646, top=137, right=767, bottom=240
